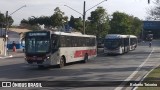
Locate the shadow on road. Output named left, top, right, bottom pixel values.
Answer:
left=0, top=62, right=155, bottom=81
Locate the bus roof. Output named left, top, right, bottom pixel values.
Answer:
left=129, top=35, right=137, bottom=38
left=26, top=30, right=96, bottom=38
left=105, top=34, right=137, bottom=39
left=105, top=34, right=129, bottom=39
left=53, top=31, right=96, bottom=38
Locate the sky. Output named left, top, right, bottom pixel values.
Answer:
left=0, top=0, right=155, bottom=25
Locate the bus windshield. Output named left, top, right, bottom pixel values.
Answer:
left=25, top=37, right=50, bottom=53
left=104, top=39, right=120, bottom=49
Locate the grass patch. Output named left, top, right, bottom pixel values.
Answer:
left=144, top=66, right=160, bottom=80
left=137, top=66, right=160, bottom=90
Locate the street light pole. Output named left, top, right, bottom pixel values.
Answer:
left=4, top=11, right=8, bottom=56
left=4, top=5, right=26, bottom=56
left=9, top=5, right=26, bottom=16
left=64, top=0, right=107, bottom=34
left=83, top=1, right=86, bottom=34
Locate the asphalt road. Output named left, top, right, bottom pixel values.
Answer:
left=0, top=40, right=160, bottom=90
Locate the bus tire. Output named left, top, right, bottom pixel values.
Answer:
left=58, top=56, right=65, bottom=68
left=82, top=54, right=88, bottom=63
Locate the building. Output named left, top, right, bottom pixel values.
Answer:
left=0, top=29, right=5, bottom=55
left=0, top=37, right=5, bottom=55
left=143, top=21, right=160, bottom=39
left=0, top=28, right=30, bottom=50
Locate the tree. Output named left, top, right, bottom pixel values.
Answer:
left=20, top=19, right=30, bottom=29
left=37, top=16, right=52, bottom=29
left=0, top=12, right=14, bottom=27
left=109, top=12, right=132, bottom=34
left=88, top=7, right=110, bottom=38
left=68, top=15, right=75, bottom=28
left=68, top=16, right=83, bottom=32
left=74, top=17, right=83, bottom=32
left=109, top=11, right=142, bottom=36
left=8, top=16, right=14, bottom=26
left=28, top=16, right=38, bottom=25
left=50, top=7, right=68, bottom=28
left=21, top=19, right=28, bottom=24
left=147, top=0, right=160, bottom=20
left=130, top=17, right=142, bottom=36
left=20, top=7, right=68, bottom=30
left=0, top=12, right=5, bottom=27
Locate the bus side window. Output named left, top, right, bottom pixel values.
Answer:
left=121, top=39, right=124, bottom=47
left=51, top=34, right=59, bottom=50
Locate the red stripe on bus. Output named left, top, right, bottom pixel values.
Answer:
left=74, top=49, right=96, bottom=58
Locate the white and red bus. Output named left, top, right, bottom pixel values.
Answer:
left=24, top=31, right=97, bottom=68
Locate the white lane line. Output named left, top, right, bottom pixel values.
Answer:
left=114, top=48, right=154, bottom=90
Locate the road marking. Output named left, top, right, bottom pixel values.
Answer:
left=114, top=48, right=154, bottom=90
left=132, top=64, right=160, bottom=90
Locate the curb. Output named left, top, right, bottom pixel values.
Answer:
left=0, top=55, right=13, bottom=59
left=0, top=54, right=24, bottom=59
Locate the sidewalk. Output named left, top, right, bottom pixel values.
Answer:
left=0, top=49, right=24, bottom=59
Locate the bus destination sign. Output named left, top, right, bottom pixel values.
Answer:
left=29, top=33, right=47, bottom=36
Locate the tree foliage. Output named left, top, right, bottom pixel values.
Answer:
left=19, top=6, right=142, bottom=37
left=50, top=7, right=68, bottom=27
left=0, top=12, right=14, bottom=27
left=109, top=11, right=142, bottom=36
left=0, top=12, right=6, bottom=27
left=109, top=12, right=131, bottom=34
left=20, top=7, right=68, bottom=30
left=87, top=7, right=110, bottom=38
left=147, top=0, right=160, bottom=20
left=130, top=17, right=142, bottom=36
left=68, top=16, right=83, bottom=32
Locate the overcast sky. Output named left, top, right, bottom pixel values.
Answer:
left=0, top=0, right=155, bottom=25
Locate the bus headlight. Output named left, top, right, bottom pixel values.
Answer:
left=47, top=56, right=50, bottom=59
left=44, top=56, right=50, bottom=61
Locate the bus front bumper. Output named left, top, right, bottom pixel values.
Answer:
left=104, top=49, right=121, bottom=54
left=25, top=59, right=51, bottom=66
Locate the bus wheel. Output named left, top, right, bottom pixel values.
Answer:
left=58, top=57, right=65, bottom=68
left=82, top=54, right=88, bottom=63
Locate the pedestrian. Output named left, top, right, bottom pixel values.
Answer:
left=149, top=42, right=152, bottom=48
left=12, top=41, right=16, bottom=52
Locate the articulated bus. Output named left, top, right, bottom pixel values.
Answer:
left=104, top=34, right=137, bottom=54
left=24, top=31, right=97, bottom=68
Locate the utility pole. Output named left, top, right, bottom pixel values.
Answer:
left=83, top=1, right=86, bottom=34
left=3, top=5, right=26, bottom=56
left=65, top=0, right=107, bottom=34
left=4, top=11, right=8, bottom=56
